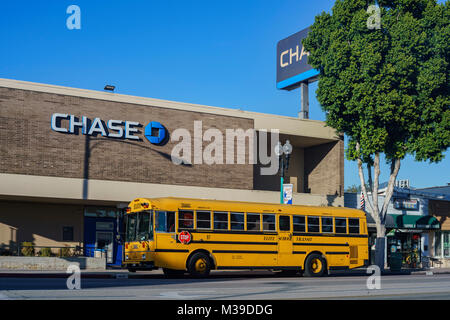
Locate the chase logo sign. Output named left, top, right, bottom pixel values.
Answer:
left=51, top=113, right=168, bottom=145
left=276, top=27, right=319, bottom=90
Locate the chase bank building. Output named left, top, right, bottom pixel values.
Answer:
left=0, top=78, right=344, bottom=266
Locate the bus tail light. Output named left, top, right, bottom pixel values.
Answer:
left=142, top=202, right=149, bottom=209
left=125, top=244, right=129, bottom=250
left=126, top=207, right=131, bottom=213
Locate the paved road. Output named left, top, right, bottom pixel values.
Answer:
left=1, top=271, right=450, bottom=300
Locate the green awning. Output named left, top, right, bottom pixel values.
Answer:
left=386, top=214, right=440, bottom=230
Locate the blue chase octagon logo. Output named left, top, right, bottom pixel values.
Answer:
left=144, top=121, right=167, bottom=145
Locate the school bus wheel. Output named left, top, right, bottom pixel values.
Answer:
left=187, top=252, right=211, bottom=277
left=304, top=253, right=327, bottom=277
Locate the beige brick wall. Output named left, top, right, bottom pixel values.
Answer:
left=0, top=87, right=254, bottom=190
left=304, top=139, right=344, bottom=197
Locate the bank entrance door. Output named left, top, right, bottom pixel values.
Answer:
left=96, top=231, right=114, bottom=264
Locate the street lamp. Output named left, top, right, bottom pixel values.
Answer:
left=275, top=140, right=292, bottom=204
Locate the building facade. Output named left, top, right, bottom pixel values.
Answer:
left=345, top=184, right=449, bottom=268
left=0, top=78, right=344, bottom=265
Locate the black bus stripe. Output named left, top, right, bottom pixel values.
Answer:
left=325, top=252, right=350, bottom=255
left=191, top=240, right=277, bottom=245
left=212, top=250, right=277, bottom=254
left=292, top=251, right=307, bottom=254
left=293, top=243, right=349, bottom=247
left=293, top=232, right=367, bottom=238
left=154, top=249, right=189, bottom=253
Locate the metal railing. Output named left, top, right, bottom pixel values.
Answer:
left=0, top=244, right=107, bottom=261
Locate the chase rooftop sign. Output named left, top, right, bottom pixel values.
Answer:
left=51, top=113, right=167, bottom=145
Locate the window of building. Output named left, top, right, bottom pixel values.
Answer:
left=247, top=213, right=261, bottom=231
left=262, top=214, right=276, bottom=231
left=214, top=212, right=228, bottom=230
left=321, top=217, right=333, bottom=233
left=62, top=226, right=74, bottom=241
left=293, top=215, right=306, bottom=232
left=230, top=212, right=245, bottom=230
left=279, top=215, right=291, bottom=231
left=178, top=210, right=194, bottom=230
left=307, top=217, right=320, bottom=233
left=435, top=231, right=450, bottom=258
left=84, top=206, right=121, bottom=218
left=348, top=218, right=360, bottom=234
left=196, top=211, right=211, bottom=229
left=335, top=218, right=347, bottom=234
left=155, top=211, right=175, bottom=232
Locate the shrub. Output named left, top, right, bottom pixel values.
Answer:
left=39, top=247, right=52, bottom=257
left=59, top=247, right=71, bottom=257
left=21, top=242, right=35, bottom=256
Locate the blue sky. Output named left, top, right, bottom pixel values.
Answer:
left=0, top=0, right=448, bottom=189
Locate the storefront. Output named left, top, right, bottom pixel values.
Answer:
left=0, top=78, right=345, bottom=266
left=386, top=214, right=440, bottom=268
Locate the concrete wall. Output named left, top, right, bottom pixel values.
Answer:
left=0, top=256, right=105, bottom=270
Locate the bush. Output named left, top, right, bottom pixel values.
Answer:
left=39, top=247, right=53, bottom=257
left=59, top=247, right=71, bottom=257
left=21, top=242, right=35, bottom=256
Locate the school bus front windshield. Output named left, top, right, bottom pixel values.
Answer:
left=125, top=210, right=153, bottom=242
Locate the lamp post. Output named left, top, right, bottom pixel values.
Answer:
left=275, top=140, right=293, bottom=204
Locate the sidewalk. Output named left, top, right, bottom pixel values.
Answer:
left=1, top=267, right=450, bottom=279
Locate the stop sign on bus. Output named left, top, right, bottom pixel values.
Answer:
left=178, top=231, right=191, bottom=244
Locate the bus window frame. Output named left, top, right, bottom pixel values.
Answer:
left=348, top=218, right=360, bottom=234
left=178, top=209, right=194, bottom=230
left=246, top=213, right=261, bottom=232
left=307, top=216, right=320, bottom=233
left=230, top=212, right=245, bottom=231
left=335, top=217, right=347, bottom=234
left=293, top=215, right=306, bottom=233
left=262, top=214, right=276, bottom=232
left=213, top=211, right=229, bottom=230
left=279, top=215, right=291, bottom=232
left=196, top=210, right=212, bottom=230
left=321, top=216, right=334, bottom=233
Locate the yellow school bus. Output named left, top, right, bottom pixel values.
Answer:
left=123, top=197, right=369, bottom=277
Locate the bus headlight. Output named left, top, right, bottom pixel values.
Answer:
left=142, top=254, right=146, bottom=260
left=125, top=255, right=129, bottom=260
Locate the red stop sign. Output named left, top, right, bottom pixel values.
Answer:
left=178, top=231, right=192, bottom=244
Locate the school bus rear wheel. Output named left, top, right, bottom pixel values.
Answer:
left=304, top=253, right=327, bottom=277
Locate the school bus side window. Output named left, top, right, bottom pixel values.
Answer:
left=231, top=212, right=244, bottom=230
left=307, top=216, right=320, bottom=233
left=178, top=210, right=194, bottom=230
left=155, top=211, right=175, bottom=232
left=214, top=212, right=228, bottom=230
left=321, top=217, right=333, bottom=233
left=335, top=218, right=347, bottom=234
left=262, top=214, right=275, bottom=231
left=279, top=215, right=291, bottom=231
left=293, top=215, right=305, bottom=232
left=196, top=211, right=211, bottom=229
left=349, top=218, right=360, bottom=234
left=247, top=213, right=261, bottom=231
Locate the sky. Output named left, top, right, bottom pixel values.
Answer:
left=0, top=0, right=448, bottom=189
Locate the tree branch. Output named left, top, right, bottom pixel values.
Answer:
left=381, top=158, right=401, bottom=224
